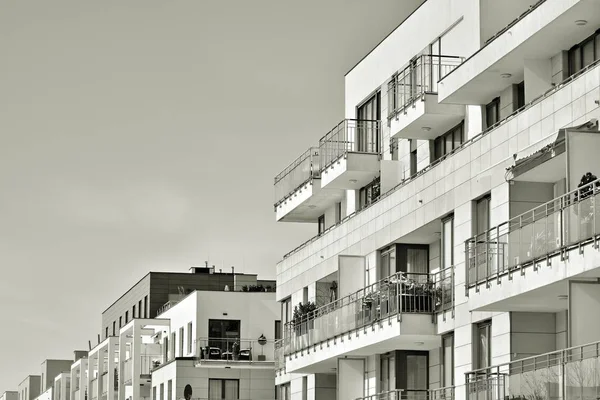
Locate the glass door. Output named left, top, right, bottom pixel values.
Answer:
left=356, top=92, right=380, bottom=153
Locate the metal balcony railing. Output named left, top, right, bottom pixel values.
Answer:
left=194, top=337, right=274, bottom=363
left=465, top=178, right=600, bottom=289
left=281, top=58, right=600, bottom=262
left=156, top=300, right=180, bottom=316
left=274, top=147, right=321, bottom=207
left=283, top=268, right=454, bottom=356
left=319, top=119, right=381, bottom=171
left=387, top=54, right=464, bottom=118
left=356, top=387, right=456, bottom=400
left=466, top=341, right=600, bottom=400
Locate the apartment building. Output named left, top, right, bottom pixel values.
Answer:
left=69, top=357, right=88, bottom=400
left=273, top=0, right=600, bottom=399
left=18, top=376, right=40, bottom=400
left=1, top=392, right=18, bottom=400
left=101, top=266, right=275, bottom=341
left=150, top=289, right=280, bottom=400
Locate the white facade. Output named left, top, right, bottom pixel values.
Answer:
left=274, top=0, right=600, bottom=399
left=53, top=373, right=70, bottom=400
left=70, top=358, right=87, bottom=400
left=150, top=290, right=279, bottom=400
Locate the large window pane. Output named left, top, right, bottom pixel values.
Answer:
left=442, top=217, right=454, bottom=269
left=477, top=322, right=491, bottom=369
left=406, top=355, right=428, bottom=389
left=582, top=39, right=595, bottom=67
left=443, top=334, right=454, bottom=386
left=406, top=248, right=428, bottom=274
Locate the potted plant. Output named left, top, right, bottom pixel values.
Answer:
left=292, top=301, right=317, bottom=336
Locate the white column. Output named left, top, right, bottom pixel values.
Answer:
left=337, top=358, right=365, bottom=400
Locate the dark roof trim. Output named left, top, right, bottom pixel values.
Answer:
left=345, top=0, right=428, bottom=77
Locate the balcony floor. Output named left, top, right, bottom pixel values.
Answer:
left=285, top=314, right=438, bottom=374
left=391, top=94, right=465, bottom=140
left=468, top=239, right=600, bottom=312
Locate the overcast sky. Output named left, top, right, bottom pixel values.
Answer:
left=0, top=0, right=423, bottom=393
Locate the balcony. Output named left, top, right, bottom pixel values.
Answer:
left=319, top=119, right=381, bottom=190
left=357, top=387, right=455, bottom=400
left=281, top=269, right=453, bottom=373
left=274, top=147, right=343, bottom=222
left=439, top=0, right=600, bottom=104
left=465, top=178, right=600, bottom=311
left=466, top=341, right=600, bottom=400
left=389, top=55, right=464, bottom=140
left=195, top=337, right=275, bottom=368
left=122, top=354, right=162, bottom=385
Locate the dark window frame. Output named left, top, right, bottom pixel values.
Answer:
left=485, top=97, right=500, bottom=129
left=442, top=332, right=454, bottom=386
left=208, top=378, right=240, bottom=400
left=359, top=177, right=381, bottom=210
left=475, top=320, right=492, bottom=369
left=317, top=214, right=325, bottom=235
left=568, top=29, right=600, bottom=75
left=434, top=121, right=464, bottom=161
left=356, top=91, right=381, bottom=153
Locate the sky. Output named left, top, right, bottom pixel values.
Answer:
left=0, top=0, right=423, bottom=393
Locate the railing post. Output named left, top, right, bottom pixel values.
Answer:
left=465, top=241, right=470, bottom=297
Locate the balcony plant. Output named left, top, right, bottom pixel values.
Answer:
left=292, top=301, right=317, bottom=335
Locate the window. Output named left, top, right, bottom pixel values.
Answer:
left=301, top=376, right=308, bottom=400
left=516, top=81, right=525, bottom=109
left=397, top=244, right=429, bottom=275
left=442, top=333, right=454, bottom=386
left=381, top=352, right=396, bottom=392
left=380, top=246, right=396, bottom=280
left=171, top=332, right=176, bottom=360
left=356, top=91, right=381, bottom=153
left=442, top=216, right=454, bottom=269
left=410, top=139, right=418, bottom=176
left=434, top=122, right=464, bottom=161
left=302, top=286, right=309, bottom=304
left=476, top=321, right=492, bottom=369
left=138, top=300, right=143, bottom=319
left=125, top=311, right=128, bottom=324
left=209, top=379, right=239, bottom=400
left=112, top=321, right=116, bottom=336
left=152, top=386, right=156, bottom=400
left=318, top=214, right=325, bottom=235
left=105, top=327, right=109, bottom=339
left=187, top=322, right=193, bottom=354
left=179, top=327, right=184, bottom=357
left=159, top=384, right=164, bottom=400
left=282, top=298, right=292, bottom=325
left=132, top=305, right=136, bottom=319
left=119, top=317, right=122, bottom=328
left=144, top=296, right=148, bottom=318
left=569, top=30, right=600, bottom=75
left=359, top=178, right=380, bottom=210
left=275, top=321, right=282, bottom=340
left=475, top=195, right=491, bottom=236
left=335, top=202, right=342, bottom=223
left=167, top=380, right=172, bottom=400
left=485, top=97, right=500, bottom=128
left=208, top=319, right=241, bottom=355
left=278, top=384, right=291, bottom=400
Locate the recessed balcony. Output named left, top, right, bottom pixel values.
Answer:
left=194, top=337, right=275, bottom=369
left=438, top=0, right=600, bottom=104
left=464, top=177, right=600, bottom=312
left=319, top=119, right=381, bottom=190
left=466, top=341, right=600, bottom=400
left=281, top=269, right=453, bottom=374
left=389, top=55, right=465, bottom=140
left=274, top=147, right=343, bottom=222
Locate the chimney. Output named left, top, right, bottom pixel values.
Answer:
left=231, top=266, right=235, bottom=275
